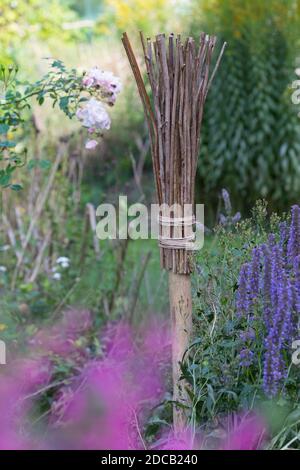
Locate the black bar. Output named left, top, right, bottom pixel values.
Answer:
left=0, top=450, right=297, bottom=466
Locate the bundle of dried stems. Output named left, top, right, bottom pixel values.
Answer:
left=122, top=32, right=226, bottom=274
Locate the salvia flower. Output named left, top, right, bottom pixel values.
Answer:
left=219, top=189, right=241, bottom=226
left=261, top=244, right=272, bottom=329
left=293, top=254, right=300, bottom=313
left=279, top=221, right=288, bottom=253
left=232, top=212, right=241, bottom=224
left=249, top=247, right=261, bottom=305
left=287, top=205, right=300, bottom=262
left=236, top=263, right=251, bottom=317
left=236, top=205, right=300, bottom=396
left=239, top=328, right=255, bottom=343
left=239, top=348, right=255, bottom=367
left=222, top=188, right=232, bottom=215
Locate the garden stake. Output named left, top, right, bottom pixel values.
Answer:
left=122, top=32, right=226, bottom=432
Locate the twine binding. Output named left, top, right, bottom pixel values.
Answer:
left=158, top=215, right=196, bottom=250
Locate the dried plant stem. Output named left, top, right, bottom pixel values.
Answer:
left=127, top=251, right=152, bottom=323
left=28, top=228, right=52, bottom=283
left=109, top=238, right=130, bottom=313
left=11, top=142, right=67, bottom=289
left=2, top=213, right=22, bottom=261
left=79, top=203, right=101, bottom=275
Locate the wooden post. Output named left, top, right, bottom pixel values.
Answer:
left=169, top=272, right=192, bottom=431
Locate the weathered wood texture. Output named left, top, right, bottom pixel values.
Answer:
left=169, top=271, right=193, bottom=430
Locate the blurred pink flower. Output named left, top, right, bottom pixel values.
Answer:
left=76, top=98, right=111, bottom=130
left=221, top=414, right=266, bottom=450
left=49, top=320, right=170, bottom=449
left=12, top=358, right=52, bottom=393
left=29, top=309, right=92, bottom=360
left=0, top=311, right=269, bottom=451
left=82, top=68, right=122, bottom=107
left=83, top=68, right=121, bottom=93
left=0, top=357, right=52, bottom=449
left=82, top=76, right=94, bottom=87
left=85, top=139, right=98, bottom=150
left=157, top=428, right=196, bottom=450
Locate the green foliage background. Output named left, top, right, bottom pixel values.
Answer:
left=0, top=0, right=78, bottom=63
left=191, top=0, right=300, bottom=214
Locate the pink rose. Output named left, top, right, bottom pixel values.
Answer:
left=85, top=139, right=98, bottom=150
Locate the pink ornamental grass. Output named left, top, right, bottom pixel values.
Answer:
left=29, top=309, right=92, bottom=361
left=157, top=428, right=196, bottom=450
left=0, top=357, right=52, bottom=449
left=222, top=414, right=267, bottom=450
left=0, top=310, right=269, bottom=450
left=49, top=319, right=171, bottom=449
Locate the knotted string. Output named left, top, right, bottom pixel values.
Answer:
left=158, top=215, right=196, bottom=249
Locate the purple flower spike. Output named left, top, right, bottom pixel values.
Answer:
left=221, top=188, right=232, bottom=215
left=236, top=205, right=300, bottom=397
left=249, top=247, right=261, bottom=305
left=236, top=263, right=251, bottom=317
left=239, top=348, right=255, bottom=367
left=287, top=205, right=300, bottom=262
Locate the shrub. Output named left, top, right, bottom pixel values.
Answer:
left=190, top=0, right=300, bottom=213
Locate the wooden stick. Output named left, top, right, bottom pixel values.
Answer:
left=28, top=229, right=52, bottom=283
left=205, top=41, right=227, bottom=99
left=127, top=251, right=152, bottom=323
left=169, top=272, right=193, bottom=431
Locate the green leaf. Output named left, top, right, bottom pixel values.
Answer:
left=51, top=60, right=65, bottom=71
left=59, top=96, right=69, bottom=111
left=28, top=159, right=38, bottom=170
left=0, top=140, right=16, bottom=148
left=10, top=184, right=22, bottom=191
left=39, top=159, right=51, bottom=170
left=0, top=124, right=9, bottom=134
left=0, top=173, right=11, bottom=186
left=286, top=407, right=300, bottom=425
left=28, top=159, right=51, bottom=170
